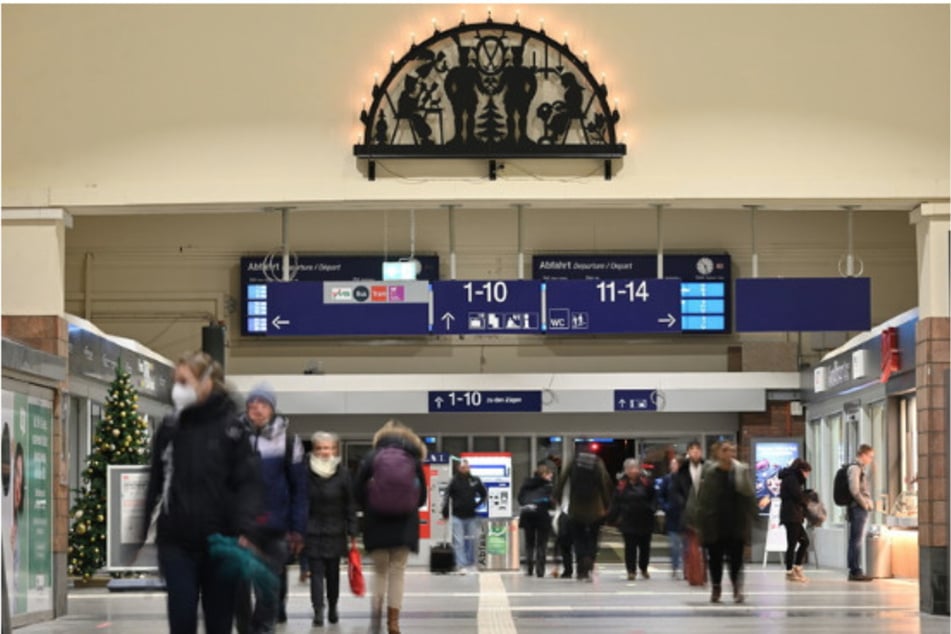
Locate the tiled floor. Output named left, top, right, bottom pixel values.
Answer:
left=14, top=563, right=951, bottom=633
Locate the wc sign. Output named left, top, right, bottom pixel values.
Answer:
left=548, top=309, right=590, bottom=331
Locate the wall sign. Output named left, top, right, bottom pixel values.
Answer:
left=354, top=16, right=625, bottom=180
left=735, top=277, right=871, bottom=332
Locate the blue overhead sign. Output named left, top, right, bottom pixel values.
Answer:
left=428, top=390, right=543, bottom=413
left=614, top=389, right=659, bottom=411
left=246, top=281, right=430, bottom=336
left=533, top=254, right=731, bottom=333
left=735, top=277, right=871, bottom=332
left=545, top=279, right=682, bottom=334
left=431, top=281, right=543, bottom=334
left=241, top=255, right=439, bottom=335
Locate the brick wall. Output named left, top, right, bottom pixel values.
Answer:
left=917, top=317, right=950, bottom=549
left=738, top=401, right=806, bottom=463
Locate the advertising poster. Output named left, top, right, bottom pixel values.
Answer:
left=2, top=390, right=53, bottom=616
left=461, top=453, right=512, bottom=519
left=753, top=439, right=801, bottom=516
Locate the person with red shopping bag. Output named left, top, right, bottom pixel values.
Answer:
left=304, top=432, right=358, bottom=627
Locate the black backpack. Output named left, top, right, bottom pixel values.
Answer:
left=832, top=463, right=855, bottom=506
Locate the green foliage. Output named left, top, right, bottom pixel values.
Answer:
left=68, top=365, right=150, bottom=580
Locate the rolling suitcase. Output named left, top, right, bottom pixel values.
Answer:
left=430, top=541, right=455, bottom=574
left=430, top=494, right=456, bottom=574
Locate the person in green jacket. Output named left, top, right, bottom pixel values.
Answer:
left=695, top=441, right=756, bottom=604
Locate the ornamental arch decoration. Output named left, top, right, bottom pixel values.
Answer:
left=353, top=17, right=626, bottom=180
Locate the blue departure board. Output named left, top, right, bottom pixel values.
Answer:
left=532, top=254, right=731, bottom=333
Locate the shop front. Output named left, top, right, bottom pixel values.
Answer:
left=802, top=308, right=919, bottom=578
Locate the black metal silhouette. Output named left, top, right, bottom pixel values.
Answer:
left=355, top=18, right=625, bottom=179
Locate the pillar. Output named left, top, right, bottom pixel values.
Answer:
left=911, top=202, right=949, bottom=615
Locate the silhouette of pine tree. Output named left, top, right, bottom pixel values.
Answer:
left=476, top=96, right=506, bottom=145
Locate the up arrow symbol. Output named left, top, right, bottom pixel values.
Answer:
left=441, top=312, right=456, bottom=330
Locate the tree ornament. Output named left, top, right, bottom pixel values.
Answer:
left=76, top=523, right=87, bottom=535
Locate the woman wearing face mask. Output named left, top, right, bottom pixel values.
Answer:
left=304, top=432, right=357, bottom=627
left=144, top=351, right=261, bottom=634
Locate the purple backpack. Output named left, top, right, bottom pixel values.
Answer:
left=367, top=447, right=420, bottom=515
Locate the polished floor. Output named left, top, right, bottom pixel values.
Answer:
left=14, top=562, right=950, bottom=634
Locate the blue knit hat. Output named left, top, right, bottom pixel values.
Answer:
left=246, top=383, right=277, bottom=410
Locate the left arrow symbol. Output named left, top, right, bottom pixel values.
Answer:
left=272, top=315, right=290, bottom=330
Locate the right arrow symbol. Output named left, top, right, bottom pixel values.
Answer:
left=657, top=313, right=677, bottom=328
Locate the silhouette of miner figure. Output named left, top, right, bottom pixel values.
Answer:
left=501, top=47, right=538, bottom=144
left=445, top=46, right=482, bottom=145
left=396, top=76, right=433, bottom=144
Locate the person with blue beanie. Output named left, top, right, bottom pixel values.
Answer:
left=235, top=383, right=308, bottom=633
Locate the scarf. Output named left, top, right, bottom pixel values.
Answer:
left=310, top=455, right=340, bottom=479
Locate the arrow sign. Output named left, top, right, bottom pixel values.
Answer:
left=433, top=396, right=444, bottom=409
left=271, top=315, right=290, bottom=330
left=657, top=313, right=677, bottom=328
left=440, top=312, right=455, bottom=330
left=614, top=389, right=658, bottom=412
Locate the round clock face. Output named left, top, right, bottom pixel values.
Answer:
left=696, top=257, right=714, bottom=275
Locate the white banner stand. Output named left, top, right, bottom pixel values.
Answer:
left=763, top=497, right=787, bottom=567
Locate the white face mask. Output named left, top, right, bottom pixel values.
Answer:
left=171, top=383, right=199, bottom=412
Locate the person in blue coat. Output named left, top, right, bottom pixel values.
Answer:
left=236, top=384, right=308, bottom=633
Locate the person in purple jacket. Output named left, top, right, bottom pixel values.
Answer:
left=235, top=384, right=308, bottom=633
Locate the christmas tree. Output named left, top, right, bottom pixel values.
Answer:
left=68, top=365, right=150, bottom=580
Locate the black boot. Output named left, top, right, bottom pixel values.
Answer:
left=312, top=604, right=324, bottom=626
left=327, top=602, right=338, bottom=624
left=526, top=561, right=534, bottom=577
left=710, top=584, right=722, bottom=603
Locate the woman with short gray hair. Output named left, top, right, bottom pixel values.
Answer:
left=304, top=431, right=357, bottom=626
left=607, top=458, right=656, bottom=581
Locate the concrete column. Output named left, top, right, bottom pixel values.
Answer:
left=1, top=208, right=72, bottom=316
left=910, top=203, right=949, bottom=615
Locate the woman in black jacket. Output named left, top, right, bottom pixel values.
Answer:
left=779, top=458, right=812, bottom=582
left=518, top=463, right=554, bottom=577
left=305, top=431, right=357, bottom=627
left=354, top=420, right=427, bottom=634
left=609, top=458, right=656, bottom=581
left=143, top=352, right=261, bottom=634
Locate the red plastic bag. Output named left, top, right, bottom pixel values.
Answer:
left=348, top=545, right=366, bottom=597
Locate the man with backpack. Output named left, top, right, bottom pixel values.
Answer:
left=834, top=444, right=876, bottom=581
left=441, top=459, right=488, bottom=574
left=554, top=447, right=613, bottom=582
left=237, top=384, right=308, bottom=633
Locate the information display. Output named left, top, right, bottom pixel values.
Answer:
left=106, top=465, right=157, bottom=570
left=752, top=438, right=801, bottom=516
left=431, top=281, right=542, bottom=334
left=428, top=391, right=542, bottom=413
left=544, top=279, right=681, bottom=334
left=461, top=453, right=513, bottom=519
left=533, top=253, right=731, bottom=333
